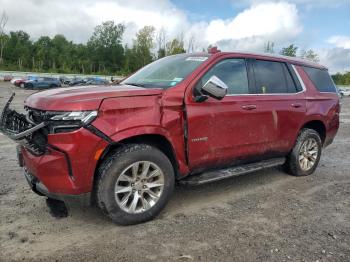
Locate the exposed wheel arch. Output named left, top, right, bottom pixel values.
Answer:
left=300, top=120, right=326, bottom=145
left=117, top=135, right=179, bottom=172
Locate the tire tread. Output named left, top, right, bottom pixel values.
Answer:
left=285, top=128, right=322, bottom=176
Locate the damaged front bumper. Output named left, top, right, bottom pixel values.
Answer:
left=0, top=93, right=47, bottom=154
left=0, top=93, right=108, bottom=203
left=23, top=167, right=91, bottom=206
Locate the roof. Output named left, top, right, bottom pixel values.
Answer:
left=216, top=51, right=326, bottom=69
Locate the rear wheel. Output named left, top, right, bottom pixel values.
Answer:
left=96, top=144, right=175, bottom=225
left=285, top=128, right=322, bottom=176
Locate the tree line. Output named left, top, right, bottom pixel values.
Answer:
left=0, top=11, right=348, bottom=84
left=0, top=14, right=187, bottom=75
left=332, top=72, right=350, bottom=86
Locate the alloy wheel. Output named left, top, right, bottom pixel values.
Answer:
left=298, top=138, right=319, bottom=171
left=114, top=161, right=165, bottom=214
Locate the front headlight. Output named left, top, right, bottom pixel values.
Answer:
left=50, top=111, right=98, bottom=125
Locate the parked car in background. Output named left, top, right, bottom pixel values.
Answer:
left=11, top=77, right=23, bottom=84
left=0, top=50, right=340, bottom=225
left=75, top=78, right=109, bottom=86
left=14, top=76, right=38, bottom=88
left=85, top=78, right=109, bottom=86
left=339, top=88, right=350, bottom=97
left=59, top=76, right=72, bottom=85
left=24, top=77, right=61, bottom=89
left=3, top=75, right=13, bottom=81
left=68, top=77, right=86, bottom=86
left=68, top=77, right=108, bottom=86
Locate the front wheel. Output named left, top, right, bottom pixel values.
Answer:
left=285, top=128, right=322, bottom=176
left=96, top=144, right=175, bottom=225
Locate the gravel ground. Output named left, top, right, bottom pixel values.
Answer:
left=0, top=82, right=349, bottom=262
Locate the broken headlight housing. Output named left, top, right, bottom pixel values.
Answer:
left=49, top=111, right=98, bottom=133
left=50, top=111, right=98, bottom=123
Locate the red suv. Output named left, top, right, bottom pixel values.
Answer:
left=0, top=50, right=340, bottom=225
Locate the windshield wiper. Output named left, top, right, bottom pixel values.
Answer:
left=124, top=82, right=145, bottom=87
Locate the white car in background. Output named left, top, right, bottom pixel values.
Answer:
left=339, top=88, right=350, bottom=97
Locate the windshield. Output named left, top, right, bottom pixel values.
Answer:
left=122, top=54, right=209, bottom=88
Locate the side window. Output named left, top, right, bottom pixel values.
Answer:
left=253, top=60, right=297, bottom=94
left=302, top=66, right=337, bottom=93
left=198, top=59, right=249, bottom=95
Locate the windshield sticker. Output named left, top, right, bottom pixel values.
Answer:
left=172, top=77, right=183, bottom=82
left=186, top=57, right=208, bottom=62
left=170, top=81, right=177, bottom=86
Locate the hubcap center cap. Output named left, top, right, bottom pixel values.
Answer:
left=134, top=181, right=144, bottom=191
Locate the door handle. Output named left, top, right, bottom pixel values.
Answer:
left=291, top=103, right=302, bottom=108
left=241, top=104, right=257, bottom=110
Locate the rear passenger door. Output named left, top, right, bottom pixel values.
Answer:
left=249, top=59, right=306, bottom=154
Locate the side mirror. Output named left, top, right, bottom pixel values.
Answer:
left=201, top=75, right=228, bottom=100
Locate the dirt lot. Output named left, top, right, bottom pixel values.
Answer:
left=0, top=82, right=349, bottom=262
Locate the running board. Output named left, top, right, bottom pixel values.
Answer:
left=180, top=158, right=286, bottom=186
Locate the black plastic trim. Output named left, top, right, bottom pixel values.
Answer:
left=85, top=124, right=113, bottom=144
left=46, top=144, right=74, bottom=180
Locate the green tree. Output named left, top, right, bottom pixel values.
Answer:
left=4, top=31, right=32, bottom=70
left=70, top=43, right=91, bottom=74
left=156, top=27, right=166, bottom=59
left=33, top=36, right=52, bottom=71
left=88, top=21, right=125, bottom=73
left=50, top=34, right=71, bottom=71
left=166, top=38, right=185, bottom=55
left=301, top=49, right=319, bottom=63
left=135, top=26, right=155, bottom=66
left=280, top=44, right=298, bottom=57
left=332, top=72, right=350, bottom=85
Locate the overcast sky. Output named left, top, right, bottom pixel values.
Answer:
left=1, top=0, right=350, bottom=73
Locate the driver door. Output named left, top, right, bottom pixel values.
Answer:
left=185, top=58, right=276, bottom=171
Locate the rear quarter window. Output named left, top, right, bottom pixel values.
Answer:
left=302, top=66, right=337, bottom=93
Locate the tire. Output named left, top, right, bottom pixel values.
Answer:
left=26, top=83, right=33, bottom=89
left=96, top=144, right=175, bottom=225
left=285, top=128, right=322, bottom=176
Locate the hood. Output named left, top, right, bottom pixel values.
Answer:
left=24, top=85, right=163, bottom=111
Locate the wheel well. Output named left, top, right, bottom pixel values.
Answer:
left=302, top=120, right=326, bottom=144
left=91, top=134, right=179, bottom=205
left=96, top=134, right=179, bottom=176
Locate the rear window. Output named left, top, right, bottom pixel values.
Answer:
left=253, top=60, right=298, bottom=94
left=302, top=66, right=337, bottom=93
